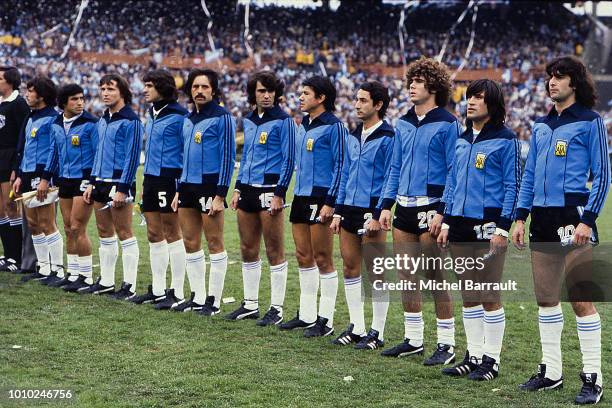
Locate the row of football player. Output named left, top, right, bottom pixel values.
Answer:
left=1, top=55, right=609, bottom=404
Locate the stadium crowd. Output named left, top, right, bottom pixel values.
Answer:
left=0, top=0, right=610, bottom=145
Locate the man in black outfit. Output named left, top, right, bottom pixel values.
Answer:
left=0, top=66, right=30, bottom=272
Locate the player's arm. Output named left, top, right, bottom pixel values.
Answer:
left=324, top=122, right=347, bottom=208
left=216, top=114, right=236, bottom=198
left=275, top=117, right=297, bottom=200
left=38, top=126, right=59, bottom=201
left=118, top=120, right=143, bottom=194
left=432, top=121, right=460, bottom=236
left=581, top=117, right=611, bottom=228
left=512, top=128, right=537, bottom=249
left=498, top=138, right=521, bottom=233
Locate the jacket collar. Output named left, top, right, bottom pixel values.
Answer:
left=0, top=90, right=19, bottom=104
left=55, top=110, right=98, bottom=127
left=30, top=105, right=57, bottom=120
left=302, top=110, right=338, bottom=131
left=546, top=102, right=587, bottom=119
left=461, top=122, right=508, bottom=143
left=351, top=120, right=394, bottom=143
left=245, top=105, right=288, bottom=125
left=402, top=106, right=452, bottom=127
left=103, top=105, right=139, bottom=122
left=148, top=101, right=187, bottom=119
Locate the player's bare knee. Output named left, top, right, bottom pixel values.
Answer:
left=571, top=301, right=596, bottom=317
left=206, top=237, right=224, bottom=254
left=265, top=247, right=284, bottom=266
left=295, top=250, right=314, bottom=268
left=147, top=229, right=164, bottom=243
left=314, top=253, right=333, bottom=272
left=116, top=230, right=133, bottom=242
left=240, top=244, right=259, bottom=263
left=342, top=263, right=360, bottom=279
left=183, top=237, right=201, bottom=253
left=482, top=301, right=502, bottom=312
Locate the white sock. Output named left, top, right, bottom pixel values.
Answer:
left=78, top=255, right=93, bottom=284
left=99, top=236, right=118, bottom=287
left=462, top=305, right=485, bottom=360
left=120, top=237, right=139, bottom=292
left=299, top=266, right=319, bottom=323
left=242, top=259, right=262, bottom=310
left=483, top=307, right=505, bottom=364
left=319, top=271, right=338, bottom=326
left=344, top=276, right=365, bottom=336
left=437, top=317, right=456, bottom=350
left=371, top=287, right=389, bottom=340
left=46, top=231, right=64, bottom=278
left=186, top=250, right=206, bottom=304
left=404, top=312, right=424, bottom=347
left=209, top=251, right=228, bottom=309
left=538, top=305, right=564, bottom=381
left=149, top=240, right=168, bottom=296
left=168, top=239, right=186, bottom=300
left=32, top=233, right=50, bottom=276
left=270, top=261, right=288, bottom=311
left=576, top=313, right=602, bottom=386
left=66, top=253, right=79, bottom=281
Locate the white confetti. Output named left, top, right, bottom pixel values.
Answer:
left=12, top=345, right=22, bottom=349
left=519, top=305, right=525, bottom=310
left=343, top=376, right=354, bottom=382
left=492, top=388, right=501, bottom=392
left=222, top=297, right=236, bottom=304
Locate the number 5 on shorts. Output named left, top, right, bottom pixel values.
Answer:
left=158, top=191, right=167, bottom=208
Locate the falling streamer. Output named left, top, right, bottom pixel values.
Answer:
left=436, top=0, right=475, bottom=63
left=243, top=1, right=253, bottom=60
left=60, top=0, right=89, bottom=60
left=398, top=0, right=420, bottom=71
left=451, top=1, right=480, bottom=80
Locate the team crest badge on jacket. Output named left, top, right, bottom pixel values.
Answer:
left=259, top=131, right=268, bottom=144
left=306, top=138, right=314, bottom=151
left=30, top=127, right=38, bottom=138
left=194, top=131, right=202, bottom=144
left=475, top=152, right=486, bottom=169
left=71, top=135, right=80, bottom=146
left=554, top=139, right=567, bottom=156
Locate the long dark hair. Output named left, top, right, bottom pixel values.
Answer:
left=545, top=56, right=597, bottom=109
left=466, top=79, right=506, bottom=127
left=246, top=71, right=284, bottom=106
left=143, top=69, right=178, bottom=100
left=183, top=68, right=220, bottom=104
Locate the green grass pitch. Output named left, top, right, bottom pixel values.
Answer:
left=1, top=169, right=610, bottom=407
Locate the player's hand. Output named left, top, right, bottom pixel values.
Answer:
left=330, top=216, right=341, bottom=234
left=318, top=205, right=334, bottom=224
left=269, top=195, right=284, bottom=216
left=112, top=191, right=127, bottom=208
left=230, top=191, right=240, bottom=210
left=437, top=228, right=449, bottom=250
left=572, top=223, right=592, bottom=246
left=512, top=220, right=526, bottom=250
left=171, top=192, right=179, bottom=212
left=366, top=218, right=382, bottom=237
left=379, top=209, right=392, bottom=231
left=9, top=171, right=16, bottom=185
left=489, top=233, right=508, bottom=257
left=429, top=213, right=443, bottom=237
left=36, top=179, right=50, bottom=202
left=83, top=184, right=93, bottom=204
left=208, top=195, right=225, bottom=216
left=12, top=177, right=21, bottom=195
